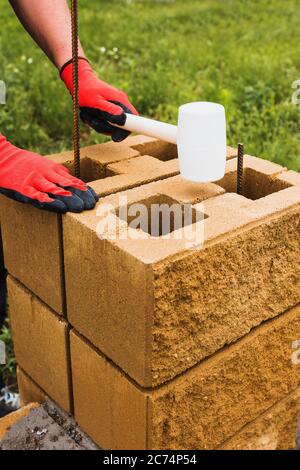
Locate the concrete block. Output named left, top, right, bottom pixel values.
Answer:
left=217, top=155, right=289, bottom=199
left=17, top=367, right=46, bottom=407
left=7, top=276, right=71, bottom=412
left=220, top=388, right=300, bottom=450
left=0, top=403, right=40, bottom=441
left=71, top=331, right=147, bottom=451
left=64, top=154, right=300, bottom=386
left=70, top=304, right=300, bottom=449
left=1, top=136, right=234, bottom=313
left=1, top=200, right=65, bottom=314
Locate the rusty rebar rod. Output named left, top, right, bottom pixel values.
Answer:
left=71, top=0, right=80, bottom=179
left=237, top=143, right=244, bottom=195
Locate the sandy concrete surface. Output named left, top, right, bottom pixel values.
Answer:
left=0, top=401, right=99, bottom=451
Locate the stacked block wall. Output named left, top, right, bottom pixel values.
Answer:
left=2, top=136, right=300, bottom=449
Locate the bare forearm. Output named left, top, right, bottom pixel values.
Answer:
left=9, top=0, right=85, bottom=69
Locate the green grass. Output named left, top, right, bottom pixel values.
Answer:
left=0, top=0, right=300, bottom=169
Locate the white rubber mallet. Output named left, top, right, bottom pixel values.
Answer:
left=117, top=102, right=226, bottom=183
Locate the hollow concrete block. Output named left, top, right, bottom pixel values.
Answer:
left=70, top=303, right=300, bottom=449
left=64, top=154, right=300, bottom=386
left=17, top=367, right=47, bottom=407
left=7, top=276, right=71, bottom=413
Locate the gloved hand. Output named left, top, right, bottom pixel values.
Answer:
left=60, top=58, right=138, bottom=142
left=0, top=134, right=98, bottom=213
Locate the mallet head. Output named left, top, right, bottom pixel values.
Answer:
left=121, top=101, right=227, bottom=183
left=177, top=102, right=226, bottom=183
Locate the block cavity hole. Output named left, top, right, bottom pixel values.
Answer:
left=116, top=194, right=207, bottom=237
left=217, top=168, right=291, bottom=200
left=132, top=140, right=178, bottom=162
left=63, top=157, right=117, bottom=183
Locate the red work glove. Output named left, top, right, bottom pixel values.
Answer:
left=60, top=58, right=138, bottom=142
left=0, top=134, right=98, bottom=213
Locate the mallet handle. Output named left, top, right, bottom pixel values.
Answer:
left=116, top=113, right=178, bottom=144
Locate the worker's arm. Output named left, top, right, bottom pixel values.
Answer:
left=9, top=0, right=138, bottom=142
left=0, top=133, right=98, bottom=213
left=0, top=1, right=98, bottom=213
left=9, top=0, right=84, bottom=69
